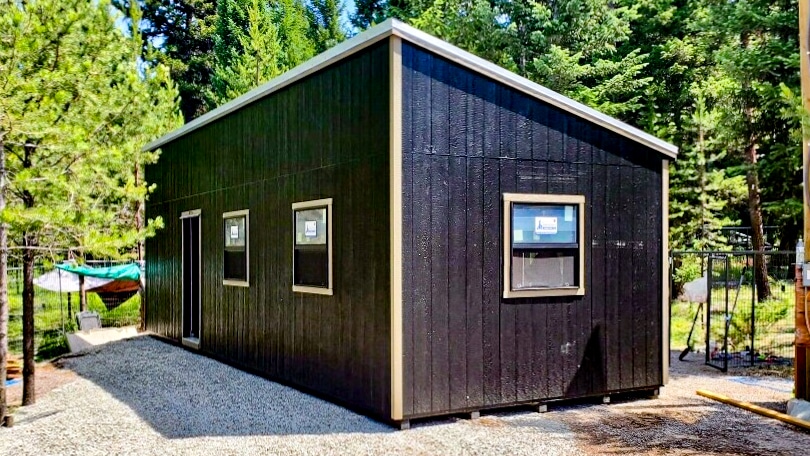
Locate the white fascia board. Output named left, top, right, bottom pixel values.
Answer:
left=144, top=19, right=677, bottom=159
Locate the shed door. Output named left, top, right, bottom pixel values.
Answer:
left=181, top=212, right=201, bottom=348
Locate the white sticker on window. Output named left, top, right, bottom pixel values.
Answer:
left=535, top=217, right=558, bottom=235
left=513, top=230, right=523, bottom=242
left=304, top=220, right=317, bottom=237
left=564, top=205, right=574, bottom=222
left=230, top=225, right=239, bottom=239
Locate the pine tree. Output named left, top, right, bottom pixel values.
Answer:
left=308, top=0, right=346, bottom=53
left=692, top=0, right=799, bottom=300
left=213, top=0, right=282, bottom=102
left=212, top=0, right=316, bottom=104
left=669, top=92, right=745, bottom=251
left=0, top=0, right=181, bottom=407
left=115, top=0, right=218, bottom=122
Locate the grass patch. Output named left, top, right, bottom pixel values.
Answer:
left=7, top=272, right=140, bottom=359
left=671, top=280, right=794, bottom=360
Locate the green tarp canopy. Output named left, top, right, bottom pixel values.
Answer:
left=55, top=263, right=141, bottom=281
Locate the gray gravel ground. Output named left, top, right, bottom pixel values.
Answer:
left=0, top=336, right=582, bottom=456
left=2, top=337, right=810, bottom=455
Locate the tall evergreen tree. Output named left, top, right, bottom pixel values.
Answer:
left=212, top=0, right=316, bottom=104
left=692, top=0, right=799, bottom=299
left=213, top=0, right=283, bottom=102
left=115, top=0, right=218, bottom=122
left=669, top=91, right=745, bottom=251
left=0, top=0, right=181, bottom=407
left=308, top=0, right=347, bottom=53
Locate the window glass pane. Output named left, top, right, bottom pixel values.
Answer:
left=294, top=247, right=328, bottom=287
left=225, top=251, right=247, bottom=281
left=224, top=216, right=246, bottom=249
left=512, top=249, right=576, bottom=289
left=295, top=208, right=327, bottom=246
left=512, top=204, right=577, bottom=245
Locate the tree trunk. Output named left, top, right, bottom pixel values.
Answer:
left=135, top=163, right=145, bottom=331
left=0, top=136, right=7, bottom=424
left=22, top=235, right=36, bottom=406
left=744, top=142, right=771, bottom=301
left=78, top=275, right=86, bottom=313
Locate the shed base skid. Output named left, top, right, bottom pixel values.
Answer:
left=534, top=404, right=548, bottom=413
left=466, top=411, right=480, bottom=420
left=397, top=420, right=410, bottom=430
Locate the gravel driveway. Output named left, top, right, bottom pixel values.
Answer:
left=1, top=336, right=809, bottom=455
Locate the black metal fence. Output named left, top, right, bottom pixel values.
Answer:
left=670, top=251, right=795, bottom=372
left=7, top=260, right=141, bottom=360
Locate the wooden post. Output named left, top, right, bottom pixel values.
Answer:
left=799, top=0, right=810, bottom=401
left=78, top=275, right=86, bottom=313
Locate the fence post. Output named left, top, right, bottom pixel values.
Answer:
left=750, top=253, right=755, bottom=367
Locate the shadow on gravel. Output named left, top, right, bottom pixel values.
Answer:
left=57, top=335, right=394, bottom=438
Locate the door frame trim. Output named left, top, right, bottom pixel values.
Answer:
left=181, top=210, right=202, bottom=349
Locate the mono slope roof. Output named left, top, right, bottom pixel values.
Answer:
left=144, top=19, right=678, bottom=158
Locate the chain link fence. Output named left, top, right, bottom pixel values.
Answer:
left=7, top=260, right=142, bottom=361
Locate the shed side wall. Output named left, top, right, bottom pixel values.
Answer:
left=145, top=41, right=392, bottom=419
left=400, top=42, right=663, bottom=418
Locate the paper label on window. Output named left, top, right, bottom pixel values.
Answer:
left=564, top=206, right=574, bottom=222
left=535, top=217, right=557, bottom=235
left=304, top=220, right=317, bottom=237
left=230, top=225, right=239, bottom=239
left=513, top=230, right=523, bottom=242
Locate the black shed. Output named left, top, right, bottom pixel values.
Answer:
left=143, top=19, right=678, bottom=428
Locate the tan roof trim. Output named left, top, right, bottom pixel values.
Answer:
left=144, top=19, right=678, bottom=158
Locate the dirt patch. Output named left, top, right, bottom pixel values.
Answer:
left=555, top=352, right=810, bottom=455
left=6, top=361, right=77, bottom=409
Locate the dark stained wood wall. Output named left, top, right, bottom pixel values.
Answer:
left=145, top=41, right=392, bottom=420
left=400, top=43, right=664, bottom=418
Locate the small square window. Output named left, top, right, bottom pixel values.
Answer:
left=223, top=210, right=249, bottom=286
left=292, top=199, right=333, bottom=295
left=503, top=194, right=585, bottom=298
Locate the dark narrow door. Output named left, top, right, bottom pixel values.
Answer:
left=182, top=214, right=201, bottom=344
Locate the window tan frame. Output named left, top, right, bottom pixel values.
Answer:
left=502, top=193, right=586, bottom=298
left=223, top=209, right=250, bottom=287
left=292, top=198, right=333, bottom=296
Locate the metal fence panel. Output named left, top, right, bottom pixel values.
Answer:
left=671, top=250, right=795, bottom=372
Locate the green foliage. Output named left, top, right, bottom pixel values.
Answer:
left=0, top=0, right=181, bottom=258
left=410, top=0, right=653, bottom=122
left=308, top=0, right=347, bottom=53
left=211, top=0, right=319, bottom=104
left=114, top=0, right=219, bottom=121
left=35, top=329, right=69, bottom=361
left=672, top=254, right=703, bottom=289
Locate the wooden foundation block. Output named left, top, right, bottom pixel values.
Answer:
left=467, top=411, right=480, bottom=420
left=535, top=404, right=548, bottom=413
left=398, top=420, right=410, bottom=430
left=602, top=396, right=611, bottom=404
left=2, top=415, right=13, bottom=428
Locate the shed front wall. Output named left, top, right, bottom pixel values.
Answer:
left=400, top=43, right=664, bottom=418
left=145, top=41, right=392, bottom=419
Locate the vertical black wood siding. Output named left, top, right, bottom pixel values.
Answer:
left=400, top=43, right=663, bottom=418
left=145, top=41, right=392, bottom=420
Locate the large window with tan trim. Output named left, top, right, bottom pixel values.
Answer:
left=292, top=198, right=333, bottom=295
left=503, top=193, right=585, bottom=298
